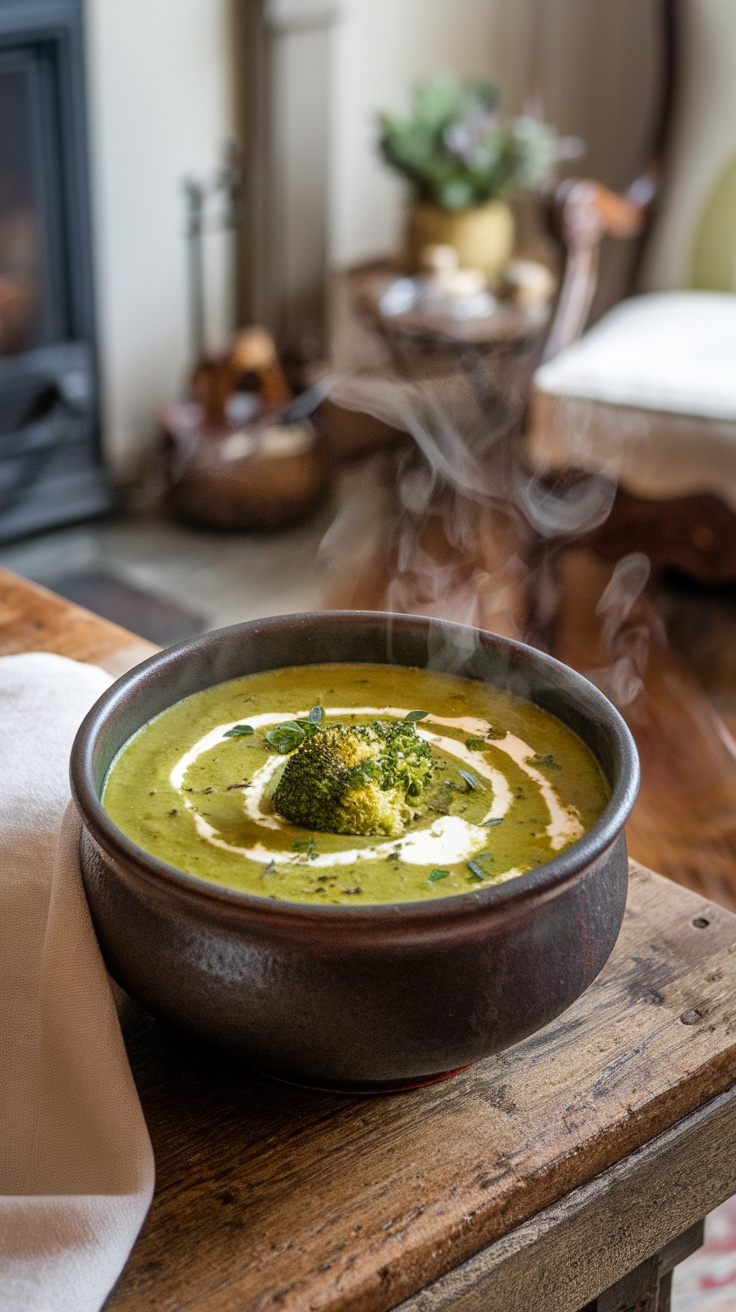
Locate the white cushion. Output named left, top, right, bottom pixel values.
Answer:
left=535, top=292, right=736, bottom=421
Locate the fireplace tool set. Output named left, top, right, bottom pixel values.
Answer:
left=161, top=144, right=329, bottom=531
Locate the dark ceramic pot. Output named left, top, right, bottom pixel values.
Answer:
left=70, top=612, right=639, bottom=1092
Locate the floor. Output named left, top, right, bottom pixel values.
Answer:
left=672, top=1197, right=736, bottom=1312
left=0, top=485, right=349, bottom=640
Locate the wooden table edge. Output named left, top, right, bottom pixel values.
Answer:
left=394, top=1084, right=736, bottom=1312
left=0, top=565, right=158, bottom=674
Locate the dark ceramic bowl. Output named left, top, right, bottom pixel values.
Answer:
left=70, top=612, right=639, bottom=1092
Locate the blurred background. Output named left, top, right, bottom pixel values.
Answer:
left=0, top=0, right=655, bottom=488
left=0, top=0, right=666, bottom=604
left=56, top=0, right=661, bottom=478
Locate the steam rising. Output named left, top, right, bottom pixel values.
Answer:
left=585, top=553, right=652, bottom=708
left=321, top=372, right=653, bottom=705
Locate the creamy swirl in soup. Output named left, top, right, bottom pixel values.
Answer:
left=102, top=662, right=609, bottom=904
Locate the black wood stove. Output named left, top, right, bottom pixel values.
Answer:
left=0, top=0, right=113, bottom=543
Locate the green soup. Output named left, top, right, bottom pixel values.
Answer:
left=102, top=662, right=609, bottom=905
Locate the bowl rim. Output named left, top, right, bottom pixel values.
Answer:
left=70, top=609, right=640, bottom=926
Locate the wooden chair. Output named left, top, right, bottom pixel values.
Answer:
left=528, top=0, right=736, bottom=581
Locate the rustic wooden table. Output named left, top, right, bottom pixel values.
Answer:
left=1, top=566, right=735, bottom=1312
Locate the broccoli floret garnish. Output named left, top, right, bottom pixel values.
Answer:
left=272, top=720, right=436, bottom=837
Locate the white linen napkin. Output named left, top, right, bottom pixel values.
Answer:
left=0, top=653, right=154, bottom=1312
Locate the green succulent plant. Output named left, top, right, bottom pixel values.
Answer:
left=378, top=74, right=561, bottom=211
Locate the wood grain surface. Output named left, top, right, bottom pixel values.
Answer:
left=394, top=1094, right=728, bottom=1312
left=0, top=567, right=156, bottom=675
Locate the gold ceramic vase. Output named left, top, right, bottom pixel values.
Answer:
left=406, top=200, right=515, bottom=278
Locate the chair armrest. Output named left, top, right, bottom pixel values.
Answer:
left=541, top=172, right=655, bottom=363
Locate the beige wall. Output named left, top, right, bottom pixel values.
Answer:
left=497, top=0, right=660, bottom=188
left=85, top=0, right=235, bottom=476
left=643, top=0, right=736, bottom=291
left=329, top=0, right=502, bottom=266
left=329, top=0, right=661, bottom=271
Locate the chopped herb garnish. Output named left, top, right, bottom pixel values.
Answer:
left=168, top=808, right=178, bottom=816
left=530, top=753, right=562, bottom=771
left=428, top=868, right=450, bottom=882
left=465, top=738, right=486, bottom=751
left=404, top=710, right=429, bottom=722
left=225, top=781, right=247, bottom=791
left=353, top=757, right=381, bottom=785
left=466, top=860, right=487, bottom=881
left=224, top=723, right=254, bottom=738
left=265, top=720, right=307, bottom=754
left=291, top=708, right=325, bottom=739
left=486, top=727, right=505, bottom=740
left=342, top=886, right=362, bottom=895
left=261, top=861, right=276, bottom=877
left=482, top=817, right=503, bottom=827
left=458, top=769, right=480, bottom=791
left=292, top=837, right=319, bottom=860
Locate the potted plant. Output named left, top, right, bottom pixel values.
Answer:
left=378, top=75, right=563, bottom=278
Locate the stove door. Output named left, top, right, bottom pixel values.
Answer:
left=0, top=44, right=68, bottom=358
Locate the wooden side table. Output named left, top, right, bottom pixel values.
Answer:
left=345, top=263, right=552, bottom=422
left=1, top=566, right=734, bottom=1312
